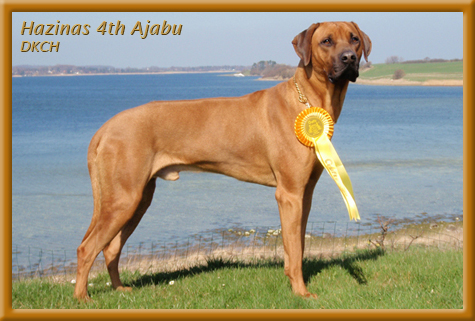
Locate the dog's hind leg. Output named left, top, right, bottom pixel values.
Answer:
left=73, top=186, right=147, bottom=300
left=102, top=178, right=156, bottom=292
left=73, top=147, right=153, bottom=300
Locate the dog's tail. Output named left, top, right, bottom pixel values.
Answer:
left=80, top=132, right=103, bottom=243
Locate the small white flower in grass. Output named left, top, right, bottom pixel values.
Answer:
left=89, top=283, right=94, bottom=287
left=169, top=280, right=175, bottom=285
left=71, top=279, right=76, bottom=284
left=222, top=284, right=225, bottom=287
left=106, top=282, right=111, bottom=286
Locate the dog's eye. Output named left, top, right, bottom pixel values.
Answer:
left=351, top=36, right=360, bottom=43
left=321, top=38, right=332, bottom=45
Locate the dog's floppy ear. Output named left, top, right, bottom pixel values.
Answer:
left=292, top=23, right=320, bottom=66
left=351, top=22, right=372, bottom=62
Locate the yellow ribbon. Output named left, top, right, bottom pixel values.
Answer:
left=295, top=107, right=360, bottom=221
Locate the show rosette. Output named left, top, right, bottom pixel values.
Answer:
left=294, top=107, right=360, bottom=221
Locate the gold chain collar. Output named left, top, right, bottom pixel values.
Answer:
left=293, top=77, right=311, bottom=108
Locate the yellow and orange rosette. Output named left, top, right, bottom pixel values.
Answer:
left=295, top=107, right=360, bottom=221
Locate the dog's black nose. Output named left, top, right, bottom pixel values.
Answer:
left=340, top=51, right=357, bottom=65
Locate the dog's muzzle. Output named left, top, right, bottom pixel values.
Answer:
left=329, top=50, right=359, bottom=83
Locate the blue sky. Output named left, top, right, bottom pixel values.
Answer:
left=12, top=12, right=463, bottom=68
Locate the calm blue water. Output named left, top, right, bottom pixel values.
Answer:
left=12, top=73, right=463, bottom=252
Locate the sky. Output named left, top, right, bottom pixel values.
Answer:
left=12, top=12, right=463, bottom=68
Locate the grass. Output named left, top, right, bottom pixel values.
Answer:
left=12, top=246, right=463, bottom=309
left=359, top=61, right=463, bottom=82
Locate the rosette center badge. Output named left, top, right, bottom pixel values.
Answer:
left=305, top=117, right=324, bottom=138
left=295, top=107, right=334, bottom=145
left=295, top=107, right=360, bottom=221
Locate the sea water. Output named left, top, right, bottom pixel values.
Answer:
left=12, top=73, right=463, bottom=253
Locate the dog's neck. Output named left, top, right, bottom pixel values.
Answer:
left=292, top=62, right=350, bottom=123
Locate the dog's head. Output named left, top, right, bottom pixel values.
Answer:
left=292, top=21, right=372, bottom=83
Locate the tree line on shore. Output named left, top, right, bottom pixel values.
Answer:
left=12, top=57, right=462, bottom=78
left=12, top=64, right=249, bottom=77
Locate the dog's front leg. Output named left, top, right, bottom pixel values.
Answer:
left=275, top=184, right=317, bottom=298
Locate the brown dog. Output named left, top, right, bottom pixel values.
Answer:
left=74, top=21, right=371, bottom=300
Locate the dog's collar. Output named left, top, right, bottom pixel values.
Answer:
left=293, top=77, right=311, bottom=108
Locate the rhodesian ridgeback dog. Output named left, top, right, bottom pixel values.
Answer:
left=74, top=21, right=371, bottom=300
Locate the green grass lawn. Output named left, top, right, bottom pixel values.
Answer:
left=12, top=246, right=463, bottom=309
left=359, top=61, right=463, bottom=82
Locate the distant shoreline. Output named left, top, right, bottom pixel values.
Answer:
left=12, top=70, right=233, bottom=78
left=12, top=71, right=463, bottom=87
left=354, top=78, right=463, bottom=87
left=257, top=76, right=463, bottom=87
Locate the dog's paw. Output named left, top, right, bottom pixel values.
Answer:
left=304, top=292, right=318, bottom=299
left=74, top=294, right=93, bottom=303
left=116, top=286, right=133, bottom=292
